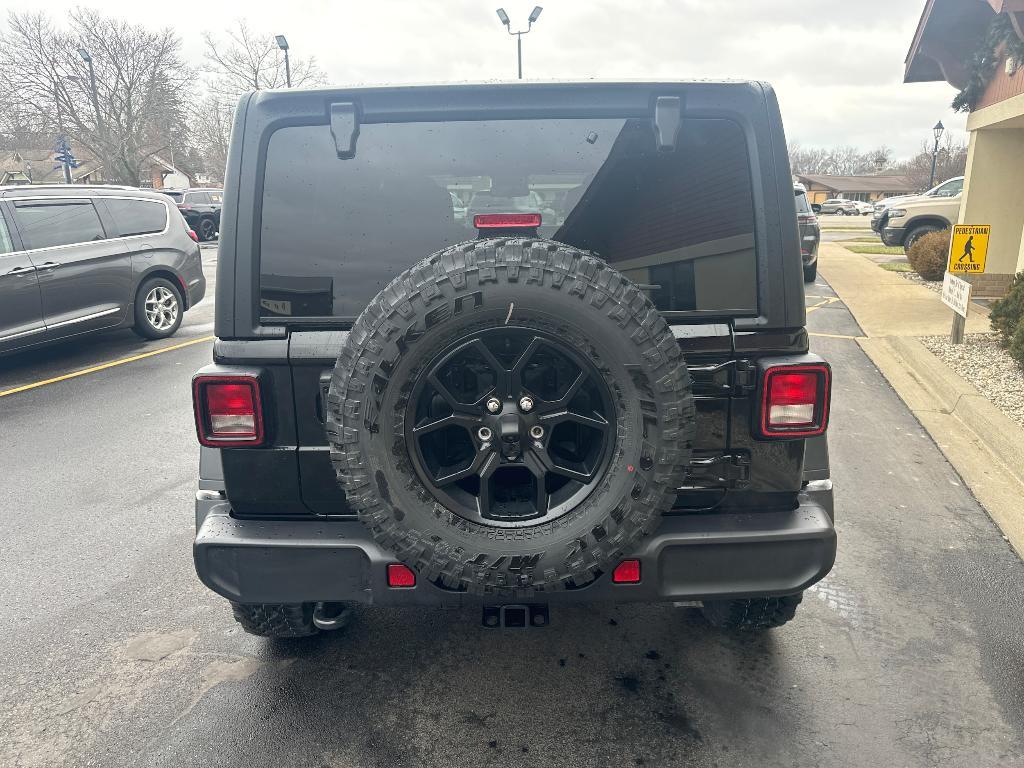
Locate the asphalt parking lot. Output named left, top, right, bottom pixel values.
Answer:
left=2, top=255, right=1023, bottom=767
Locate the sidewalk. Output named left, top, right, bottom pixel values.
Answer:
left=818, top=242, right=1024, bottom=557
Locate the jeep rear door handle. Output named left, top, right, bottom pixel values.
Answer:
left=4, top=265, right=36, bottom=276
left=36, top=261, right=59, bottom=272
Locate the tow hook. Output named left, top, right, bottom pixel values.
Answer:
left=482, top=603, right=549, bottom=628
left=312, top=602, right=353, bottom=631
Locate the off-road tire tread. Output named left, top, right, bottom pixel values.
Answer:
left=327, top=238, right=695, bottom=595
left=229, top=602, right=318, bottom=638
left=701, top=593, right=803, bottom=630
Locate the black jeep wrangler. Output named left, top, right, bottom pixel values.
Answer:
left=192, top=81, right=835, bottom=637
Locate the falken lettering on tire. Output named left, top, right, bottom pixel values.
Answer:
left=327, top=238, right=696, bottom=596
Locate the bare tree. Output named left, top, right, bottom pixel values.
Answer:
left=203, top=21, right=325, bottom=101
left=789, top=144, right=896, bottom=177
left=192, top=96, right=235, bottom=184
left=0, top=9, right=193, bottom=185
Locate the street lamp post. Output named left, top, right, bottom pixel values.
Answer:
left=275, top=35, right=291, bottom=88
left=929, top=120, right=945, bottom=188
left=496, top=6, right=543, bottom=79
left=77, top=47, right=102, bottom=131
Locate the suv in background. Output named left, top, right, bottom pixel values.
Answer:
left=192, top=81, right=835, bottom=639
left=881, top=192, right=961, bottom=249
left=819, top=198, right=857, bottom=215
left=162, top=188, right=223, bottom=242
left=0, top=185, right=205, bottom=355
left=795, top=184, right=820, bottom=282
left=871, top=175, right=963, bottom=232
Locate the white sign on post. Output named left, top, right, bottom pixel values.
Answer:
left=941, top=271, right=972, bottom=319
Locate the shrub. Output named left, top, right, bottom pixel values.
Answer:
left=1010, top=322, right=1024, bottom=370
left=989, top=272, right=1024, bottom=347
left=906, top=229, right=951, bottom=281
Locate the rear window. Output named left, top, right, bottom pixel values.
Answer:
left=259, top=116, right=757, bottom=320
left=104, top=198, right=168, bottom=237
left=794, top=190, right=811, bottom=213
left=163, top=191, right=184, bottom=203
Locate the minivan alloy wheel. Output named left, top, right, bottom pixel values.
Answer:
left=144, top=285, right=179, bottom=331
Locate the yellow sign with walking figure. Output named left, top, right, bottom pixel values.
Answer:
left=948, top=225, right=989, bottom=274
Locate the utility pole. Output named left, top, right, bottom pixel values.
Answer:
left=496, top=6, right=543, bottom=79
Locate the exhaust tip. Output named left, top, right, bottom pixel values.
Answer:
left=312, top=602, right=353, bottom=631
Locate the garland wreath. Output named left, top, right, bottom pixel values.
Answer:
left=953, top=13, right=1024, bottom=112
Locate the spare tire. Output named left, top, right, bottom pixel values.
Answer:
left=327, top=238, right=695, bottom=595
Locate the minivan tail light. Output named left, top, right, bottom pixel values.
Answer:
left=187, top=229, right=199, bottom=242
left=759, top=364, right=830, bottom=438
left=193, top=376, right=265, bottom=447
left=473, top=212, right=541, bottom=229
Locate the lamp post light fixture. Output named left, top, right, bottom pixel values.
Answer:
left=275, top=35, right=291, bottom=88
left=496, top=6, right=543, bottom=79
left=929, top=120, right=945, bottom=189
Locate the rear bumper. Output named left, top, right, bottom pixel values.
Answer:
left=194, top=482, right=836, bottom=607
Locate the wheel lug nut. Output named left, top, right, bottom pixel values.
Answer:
left=486, top=397, right=502, bottom=414
left=529, top=425, right=544, bottom=440
left=519, top=396, right=534, bottom=413
left=477, top=426, right=493, bottom=442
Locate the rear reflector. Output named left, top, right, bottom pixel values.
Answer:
left=192, top=376, right=264, bottom=447
left=473, top=212, right=542, bottom=229
left=612, top=559, right=641, bottom=584
left=759, top=364, right=830, bottom=438
left=387, top=563, right=416, bottom=588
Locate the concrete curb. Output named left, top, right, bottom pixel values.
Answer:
left=859, top=336, right=1024, bottom=557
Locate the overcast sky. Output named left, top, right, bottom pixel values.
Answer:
left=0, top=0, right=968, bottom=160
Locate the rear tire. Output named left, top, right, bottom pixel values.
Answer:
left=132, top=277, right=183, bottom=340
left=198, top=217, right=217, bottom=242
left=803, top=263, right=817, bottom=283
left=701, top=593, right=803, bottom=630
left=230, top=602, right=319, bottom=638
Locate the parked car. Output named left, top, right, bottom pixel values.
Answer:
left=193, top=80, right=835, bottom=638
left=0, top=184, right=205, bottom=355
left=795, top=183, right=820, bottom=282
left=880, top=192, right=961, bottom=249
left=161, top=188, right=223, bottom=241
left=871, top=176, right=963, bottom=232
left=819, top=198, right=858, bottom=215
left=850, top=200, right=875, bottom=215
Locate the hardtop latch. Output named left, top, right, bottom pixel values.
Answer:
left=329, top=102, right=360, bottom=159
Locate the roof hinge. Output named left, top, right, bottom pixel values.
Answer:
left=329, top=102, right=360, bottom=159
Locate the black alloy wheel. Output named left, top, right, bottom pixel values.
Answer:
left=406, top=327, right=615, bottom=527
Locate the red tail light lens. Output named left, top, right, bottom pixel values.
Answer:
left=759, top=364, right=830, bottom=438
left=387, top=563, right=417, bottom=588
left=187, top=229, right=199, bottom=242
left=192, top=376, right=264, bottom=447
left=612, top=559, right=641, bottom=584
left=473, top=212, right=542, bottom=229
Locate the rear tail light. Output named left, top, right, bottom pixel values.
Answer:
left=797, top=213, right=818, bottom=225
left=612, top=559, right=642, bottom=584
left=759, top=364, right=831, bottom=438
left=192, top=376, right=265, bottom=447
left=187, top=229, right=199, bottom=242
left=387, top=563, right=417, bottom=588
left=473, top=212, right=541, bottom=229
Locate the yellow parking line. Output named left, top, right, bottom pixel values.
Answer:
left=0, top=335, right=214, bottom=398
left=809, top=331, right=865, bottom=340
left=806, top=297, right=840, bottom=314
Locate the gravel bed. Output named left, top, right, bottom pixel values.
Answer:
left=919, top=333, right=1024, bottom=429
left=896, top=269, right=942, bottom=294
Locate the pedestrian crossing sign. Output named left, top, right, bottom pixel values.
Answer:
left=948, top=225, right=989, bottom=274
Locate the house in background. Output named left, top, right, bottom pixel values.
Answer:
left=0, top=149, right=103, bottom=185
left=794, top=174, right=917, bottom=205
left=0, top=148, right=195, bottom=190
left=905, top=0, right=1024, bottom=297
